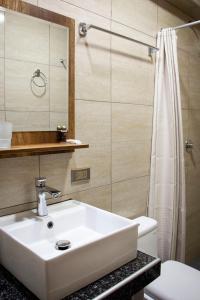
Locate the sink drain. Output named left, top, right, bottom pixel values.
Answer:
left=47, top=221, right=54, bottom=229
left=55, top=240, right=71, bottom=250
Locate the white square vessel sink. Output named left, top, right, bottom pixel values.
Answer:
left=0, top=200, right=138, bottom=300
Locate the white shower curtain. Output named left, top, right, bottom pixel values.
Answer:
left=148, top=28, right=186, bottom=262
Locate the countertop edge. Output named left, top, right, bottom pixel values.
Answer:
left=93, top=258, right=161, bottom=300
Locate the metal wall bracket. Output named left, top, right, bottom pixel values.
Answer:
left=79, top=22, right=89, bottom=37
left=185, top=139, right=193, bottom=152
left=148, top=47, right=157, bottom=57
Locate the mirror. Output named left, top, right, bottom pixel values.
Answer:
left=0, top=3, right=74, bottom=135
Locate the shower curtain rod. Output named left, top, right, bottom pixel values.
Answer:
left=172, top=19, right=200, bottom=30
left=79, top=22, right=159, bottom=56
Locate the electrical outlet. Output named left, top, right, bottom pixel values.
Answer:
left=71, top=168, right=90, bottom=183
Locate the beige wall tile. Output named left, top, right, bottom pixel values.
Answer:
left=0, top=11, right=4, bottom=58
left=186, top=243, right=200, bottom=265
left=112, top=140, right=151, bottom=183
left=5, top=11, right=49, bottom=64
left=186, top=149, right=200, bottom=215
left=186, top=181, right=200, bottom=219
left=6, top=111, right=49, bottom=131
left=112, top=0, right=157, bottom=37
left=111, top=22, right=155, bottom=105
left=157, top=0, right=200, bottom=55
left=185, top=121, right=200, bottom=263
left=178, top=49, right=189, bottom=75
left=39, top=0, right=78, bottom=18
left=133, top=0, right=157, bottom=36
left=182, top=109, right=189, bottom=168
left=50, top=24, right=69, bottom=67
left=186, top=144, right=200, bottom=171
left=188, top=109, right=200, bottom=147
left=189, top=55, right=200, bottom=110
left=76, top=21, right=111, bottom=102
left=76, top=99, right=111, bottom=144
left=68, top=185, right=112, bottom=212
left=186, top=104, right=199, bottom=255
left=177, top=28, right=200, bottom=56
left=39, top=151, right=96, bottom=195
left=24, top=0, right=38, bottom=4
left=0, top=58, right=4, bottom=110
left=71, top=146, right=111, bottom=192
left=50, top=112, right=68, bottom=130
left=63, top=0, right=111, bottom=18
left=186, top=211, right=200, bottom=263
left=72, top=99, right=111, bottom=190
left=178, top=50, right=189, bottom=109
left=112, top=103, right=153, bottom=142
left=0, top=185, right=111, bottom=217
left=176, top=26, right=199, bottom=56
left=0, top=201, right=37, bottom=217
left=40, top=100, right=111, bottom=193
left=39, top=152, right=75, bottom=195
left=0, top=111, right=5, bottom=121
left=112, top=176, right=149, bottom=219
left=112, top=103, right=152, bottom=182
left=0, top=156, right=39, bottom=209
left=39, top=0, right=109, bottom=29
left=39, top=0, right=111, bottom=102
left=39, top=0, right=106, bottom=21
left=182, top=109, right=189, bottom=142
left=179, top=75, right=189, bottom=110
left=50, top=66, right=68, bottom=112
left=39, top=146, right=111, bottom=196
left=5, top=59, right=49, bottom=112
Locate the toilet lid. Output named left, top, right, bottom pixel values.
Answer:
left=145, top=260, right=200, bottom=300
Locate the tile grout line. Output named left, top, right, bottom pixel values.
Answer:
left=2, top=110, right=67, bottom=113
left=4, top=56, right=64, bottom=67
left=146, top=0, right=157, bottom=215
left=112, top=174, right=150, bottom=186
left=48, top=22, right=51, bottom=130
left=38, top=155, right=41, bottom=177
left=110, top=10, right=113, bottom=213
left=3, top=10, right=5, bottom=121
left=0, top=182, right=112, bottom=212
left=0, top=174, right=150, bottom=213
left=59, top=0, right=156, bottom=40
left=76, top=98, right=154, bottom=107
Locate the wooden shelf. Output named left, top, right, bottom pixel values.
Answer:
left=0, top=143, right=89, bottom=158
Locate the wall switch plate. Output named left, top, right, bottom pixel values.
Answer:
left=71, top=168, right=90, bottom=183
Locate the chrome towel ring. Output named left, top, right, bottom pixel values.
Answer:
left=31, top=69, right=47, bottom=97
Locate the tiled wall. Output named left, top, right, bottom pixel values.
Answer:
left=0, top=10, right=68, bottom=131
left=0, top=0, right=200, bottom=263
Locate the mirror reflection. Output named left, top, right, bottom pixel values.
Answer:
left=0, top=9, right=69, bottom=131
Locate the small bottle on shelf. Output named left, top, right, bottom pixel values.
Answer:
left=57, top=125, right=68, bottom=142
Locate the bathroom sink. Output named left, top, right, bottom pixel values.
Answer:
left=0, top=200, right=138, bottom=300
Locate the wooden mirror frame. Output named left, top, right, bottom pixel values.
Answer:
left=0, top=0, right=75, bottom=144
left=0, top=0, right=88, bottom=158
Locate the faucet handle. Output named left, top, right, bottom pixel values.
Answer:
left=35, top=177, right=46, bottom=187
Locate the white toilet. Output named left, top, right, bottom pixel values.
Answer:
left=132, top=216, right=200, bottom=300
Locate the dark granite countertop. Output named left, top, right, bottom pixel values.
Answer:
left=0, top=251, right=160, bottom=300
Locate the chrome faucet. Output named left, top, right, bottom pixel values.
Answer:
left=35, top=177, right=61, bottom=217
